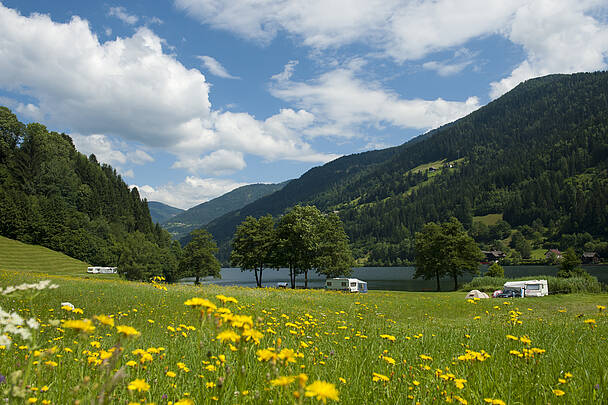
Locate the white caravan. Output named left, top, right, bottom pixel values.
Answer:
left=326, top=278, right=368, bottom=293
left=503, top=280, right=548, bottom=297
left=87, top=267, right=118, bottom=274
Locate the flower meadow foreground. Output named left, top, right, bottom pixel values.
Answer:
left=0, top=271, right=606, bottom=404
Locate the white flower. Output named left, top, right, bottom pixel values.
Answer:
left=26, top=318, right=39, bottom=330
left=0, top=334, right=11, bottom=349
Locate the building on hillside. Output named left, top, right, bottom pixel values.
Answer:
left=545, top=249, right=562, bottom=260
left=581, top=252, right=600, bottom=264
left=481, top=250, right=506, bottom=263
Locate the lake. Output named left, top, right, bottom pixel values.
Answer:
left=181, top=265, right=608, bottom=291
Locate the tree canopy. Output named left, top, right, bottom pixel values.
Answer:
left=414, top=218, right=483, bottom=291
left=231, top=215, right=276, bottom=287
left=179, top=229, right=220, bottom=284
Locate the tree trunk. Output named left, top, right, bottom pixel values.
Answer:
left=453, top=274, right=458, bottom=291
left=254, top=269, right=260, bottom=288
left=304, top=269, right=308, bottom=289
left=290, top=265, right=295, bottom=289
left=435, top=270, right=441, bottom=292
left=258, top=267, right=264, bottom=288
left=195, top=275, right=200, bottom=285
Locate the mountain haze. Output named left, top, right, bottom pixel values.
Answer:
left=205, top=72, right=608, bottom=264
left=163, top=182, right=290, bottom=240
left=148, top=201, right=184, bottom=224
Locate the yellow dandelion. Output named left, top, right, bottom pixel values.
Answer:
left=216, top=329, right=240, bottom=344
left=553, top=389, right=565, bottom=396
left=372, top=372, right=390, bottom=382
left=270, top=376, right=295, bottom=386
left=63, top=319, right=95, bottom=333
left=94, top=315, right=114, bottom=327
left=127, top=378, right=150, bottom=392
left=116, top=325, right=140, bottom=337
left=305, top=380, right=339, bottom=403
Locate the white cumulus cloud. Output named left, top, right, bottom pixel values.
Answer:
left=270, top=61, right=481, bottom=137
left=0, top=4, right=335, bottom=175
left=176, top=0, right=608, bottom=95
left=197, top=55, right=239, bottom=79
left=133, top=176, right=249, bottom=209
left=172, top=149, right=247, bottom=175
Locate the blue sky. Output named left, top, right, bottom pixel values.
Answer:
left=1, top=1, right=607, bottom=209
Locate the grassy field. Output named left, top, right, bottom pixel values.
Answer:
left=0, top=270, right=606, bottom=404
left=0, top=236, right=116, bottom=279
left=472, top=214, right=503, bottom=227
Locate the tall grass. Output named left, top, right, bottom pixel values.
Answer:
left=0, top=269, right=606, bottom=404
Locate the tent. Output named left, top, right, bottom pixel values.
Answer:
left=465, top=289, right=489, bottom=299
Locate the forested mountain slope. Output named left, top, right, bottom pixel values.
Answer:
left=206, top=72, right=608, bottom=264
left=0, top=107, right=172, bottom=266
left=148, top=201, right=184, bottom=224
left=162, top=182, right=290, bottom=240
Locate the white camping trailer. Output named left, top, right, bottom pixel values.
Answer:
left=87, top=267, right=118, bottom=274
left=326, top=278, right=368, bottom=293
left=503, top=280, right=548, bottom=297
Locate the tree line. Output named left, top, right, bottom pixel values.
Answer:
left=231, top=205, right=354, bottom=288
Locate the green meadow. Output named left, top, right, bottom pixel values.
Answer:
left=0, top=269, right=606, bottom=404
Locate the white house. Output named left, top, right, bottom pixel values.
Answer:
left=503, top=280, right=548, bottom=297
left=325, top=278, right=368, bottom=293
left=87, top=267, right=118, bottom=274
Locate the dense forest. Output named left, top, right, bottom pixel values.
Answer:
left=205, top=72, right=608, bottom=265
left=0, top=107, right=178, bottom=275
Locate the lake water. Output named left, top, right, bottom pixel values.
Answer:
left=181, top=265, right=608, bottom=291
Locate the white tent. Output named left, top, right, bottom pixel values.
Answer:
left=465, top=289, right=489, bottom=299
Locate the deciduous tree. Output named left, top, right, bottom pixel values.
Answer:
left=179, top=229, right=220, bottom=284
left=231, top=215, right=276, bottom=287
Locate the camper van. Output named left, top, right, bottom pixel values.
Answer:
left=502, top=280, right=548, bottom=297
left=87, top=267, right=118, bottom=274
left=325, top=278, right=368, bottom=293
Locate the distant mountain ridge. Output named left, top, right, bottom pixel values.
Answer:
left=147, top=201, right=184, bottom=224
left=204, top=72, right=608, bottom=264
left=162, top=181, right=290, bottom=240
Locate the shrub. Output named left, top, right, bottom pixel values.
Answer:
left=486, top=262, right=504, bottom=277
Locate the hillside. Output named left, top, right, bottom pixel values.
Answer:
left=148, top=201, right=184, bottom=224
left=163, top=182, right=289, bottom=240
left=205, top=72, right=608, bottom=264
left=0, top=235, right=94, bottom=277
left=0, top=107, right=175, bottom=269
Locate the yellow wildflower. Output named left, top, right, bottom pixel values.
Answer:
left=94, top=315, right=114, bottom=327
left=217, top=329, right=240, bottom=343
left=553, top=389, right=565, bottom=396
left=116, top=325, right=140, bottom=337
left=270, top=376, right=295, bottom=386
left=242, top=328, right=264, bottom=344
left=372, top=372, right=390, bottom=382
left=63, top=319, right=95, bottom=333
left=305, top=380, right=339, bottom=403
left=127, top=378, right=150, bottom=392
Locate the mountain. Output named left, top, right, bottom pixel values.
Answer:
left=148, top=201, right=184, bottom=224
left=204, top=72, right=608, bottom=264
left=163, top=182, right=290, bottom=240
